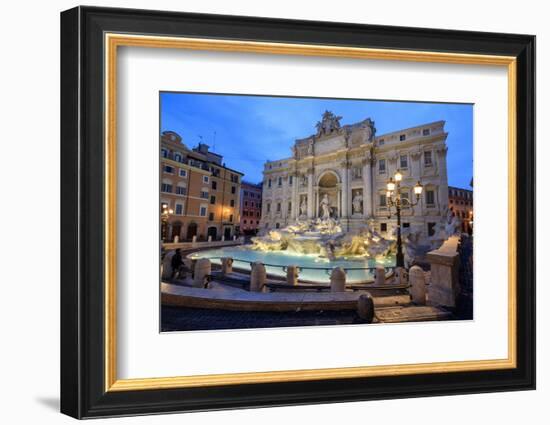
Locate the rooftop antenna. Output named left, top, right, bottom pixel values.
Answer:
left=212, top=131, right=217, bottom=152
left=198, top=134, right=203, bottom=145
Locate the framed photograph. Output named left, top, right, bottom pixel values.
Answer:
left=61, top=6, right=535, bottom=419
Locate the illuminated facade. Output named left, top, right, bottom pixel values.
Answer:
left=261, top=111, right=450, bottom=239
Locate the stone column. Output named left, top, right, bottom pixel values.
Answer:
left=282, top=184, right=287, bottom=223
left=341, top=161, right=349, bottom=218
left=363, top=155, right=373, bottom=217
left=436, top=146, right=449, bottom=213
left=314, top=185, right=320, bottom=218
left=291, top=172, right=298, bottom=220
left=411, top=151, right=423, bottom=217
left=336, top=184, right=342, bottom=218
left=347, top=166, right=353, bottom=217
left=307, top=169, right=314, bottom=219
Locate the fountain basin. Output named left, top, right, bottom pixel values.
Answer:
left=188, top=245, right=395, bottom=283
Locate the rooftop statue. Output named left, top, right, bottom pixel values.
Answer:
left=315, top=110, right=342, bottom=137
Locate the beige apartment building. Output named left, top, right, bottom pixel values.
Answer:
left=160, top=131, right=243, bottom=242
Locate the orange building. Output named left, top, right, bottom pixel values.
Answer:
left=160, top=131, right=243, bottom=242
left=448, top=185, right=473, bottom=234
left=240, top=181, right=262, bottom=235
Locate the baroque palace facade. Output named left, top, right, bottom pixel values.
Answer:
left=260, top=111, right=450, bottom=239
left=160, top=131, right=243, bottom=242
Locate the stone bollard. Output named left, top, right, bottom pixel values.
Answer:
left=330, top=267, right=346, bottom=292
left=375, top=266, right=386, bottom=285
left=193, top=258, right=211, bottom=287
left=357, top=293, right=375, bottom=323
left=250, top=262, right=266, bottom=292
left=208, top=235, right=212, bottom=243
left=221, top=235, right=225, bottom=242
left=192, top=235, right=197, bottom=247
left=173, top=235, right=179, bottom=243
left=286, top=265, right=299, bottom=286
left=233, top=235, right=237, bottom=241
left=394, top=267, right=408, bottom=285
left=409, top=265, right=426, bottom=305
left=161, top=251, right=175, bottom=280
left=221, top=257, right=233, bottom=276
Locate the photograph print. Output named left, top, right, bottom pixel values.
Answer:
left=159, top=92, right=474, bottom=332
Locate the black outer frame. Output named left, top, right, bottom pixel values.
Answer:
left=60, top=6, right=536, bottom=419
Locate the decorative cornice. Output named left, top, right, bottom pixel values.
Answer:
left=436, top=145, right=448, bottom=155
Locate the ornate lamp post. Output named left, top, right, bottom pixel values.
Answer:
left=161, top=204, right=174, bottom=242
left=386, top=170, right=423, bottom=268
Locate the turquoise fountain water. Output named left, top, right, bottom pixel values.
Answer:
left=188, top=245, right=395, bottom=283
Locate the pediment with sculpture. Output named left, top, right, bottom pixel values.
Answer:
left=291, top=112, right=377, bottom=160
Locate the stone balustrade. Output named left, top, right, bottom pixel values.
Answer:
left=426, top=235, right=460, bottom=308
left=163, top=237, right=244, bottom=251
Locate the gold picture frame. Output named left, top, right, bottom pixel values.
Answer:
left=61, top=6, right=534, bottom=419
left=105, top=33, right=517, bottom=392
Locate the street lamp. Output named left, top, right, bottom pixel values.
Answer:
left=386, top=171, right=423, bottom=268
left=161, top=204, right=174, bottom=242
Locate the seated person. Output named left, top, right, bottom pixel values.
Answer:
left=170, top=248, right=185, bottom=280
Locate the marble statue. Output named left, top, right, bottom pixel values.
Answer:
left=320, top=194, right=331, bottom=219
left=360, top=118, right=376, bottom=143
left=445, top=209, right=462, bottom=236
left=307, top=139, right=314, bottom=156
left=300, top=197, right=307, bottom=216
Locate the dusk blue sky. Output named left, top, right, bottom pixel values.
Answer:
left=160, top=92, right=473, bottom=188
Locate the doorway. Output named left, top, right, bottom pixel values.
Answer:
left=207, top=226, right=218, bottom=240
left=224, top=227, right=231, bottom=240
left=186, top=222, right=198, bottom=240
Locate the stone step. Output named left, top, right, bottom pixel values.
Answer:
left=375, top=305, right=453, bottom=323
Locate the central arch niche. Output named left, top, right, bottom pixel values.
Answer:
left=317, top=170, right=340, bottom=218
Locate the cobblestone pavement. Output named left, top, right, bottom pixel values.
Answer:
left=161, top=306, right=363, bottom=332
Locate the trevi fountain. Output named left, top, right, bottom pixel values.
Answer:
left=190, top=194, right=461, bottom=283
